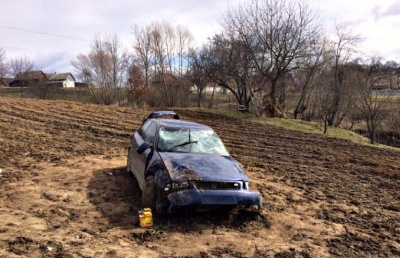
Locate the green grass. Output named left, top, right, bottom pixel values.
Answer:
left=252, top=115, right=400, bottom=150
left=0, top=92, right=23, bottom=98
left=253, top=116, right=369, bottom=144
left=175, top=107, right=395, bottom=148
left=49, top=92, right=94, bottom=103
left=0, top=89, right=95, bottom=103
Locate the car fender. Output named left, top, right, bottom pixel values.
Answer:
left=145, top=153, right=170, bottom=187
left=144, top=157, right=171, bottom=213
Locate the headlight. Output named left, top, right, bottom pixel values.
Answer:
left=164, top=183, right=171, bottom=191
left=164, top=181, right=190, bottom=192
left=244, top=181, right=250, bottom=190
left=181, top=181, right=189, bottom=188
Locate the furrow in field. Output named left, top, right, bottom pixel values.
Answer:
left=1, top=105, right=133, bottom=139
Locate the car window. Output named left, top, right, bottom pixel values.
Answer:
left=143, top=122, right=157, bottom=144
left=138, top=120, right=152, bottom=138
left=157, top=127, right=229, bottom=156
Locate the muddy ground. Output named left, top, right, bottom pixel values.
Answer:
left=0, top=97, right=399, bottom=258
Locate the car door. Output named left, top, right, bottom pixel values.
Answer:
left=129, top=121, right=157, bottom=190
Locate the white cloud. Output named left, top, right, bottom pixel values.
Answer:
left=318, top=0, right=400, bottom=61
left=1, top=0, right=241, bottom=74
left=0, top=0, right=399, bottom=75
left=378, top=0, right=400, bottom=19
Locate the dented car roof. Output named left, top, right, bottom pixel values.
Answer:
left=153, top=118, right=212, bottom=130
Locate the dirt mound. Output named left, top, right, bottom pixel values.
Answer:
left=0, top=98, right=399, bottom=257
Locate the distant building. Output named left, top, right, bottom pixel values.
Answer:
left=8, top=71, right=77, bottom=88
left=47, top=73, right=76, bottom=88
left=74, top=82, right=89, bottom=89
left=0, top=78, right=14, bottom=87
left=190, top=82, right=227, bottom=93
left=9, top=70, right=47, bottom=87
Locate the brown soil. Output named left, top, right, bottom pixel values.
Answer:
left=0, top=97, right=399, bottom=258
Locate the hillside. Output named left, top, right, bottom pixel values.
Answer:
left=0, top=97, right=399, bottom=257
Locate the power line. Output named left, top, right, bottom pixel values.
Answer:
left=0, top=25, right=89, bottom=42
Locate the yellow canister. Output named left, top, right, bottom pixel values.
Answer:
left=138, top=208, right=153, bottom=228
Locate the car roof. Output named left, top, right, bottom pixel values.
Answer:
left=146, top=111, right=179, bottom=120
left=152, top=118, right=212, bottom=130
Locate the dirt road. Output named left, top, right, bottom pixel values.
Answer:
left=0, top=97, right=399, bottom=257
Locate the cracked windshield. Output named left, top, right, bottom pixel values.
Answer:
left=157, top=127, right=229, bottom=155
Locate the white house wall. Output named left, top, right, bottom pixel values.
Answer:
left=190, top=85, right=225, bottom=93
left=63, top=74, right=75, bottom=88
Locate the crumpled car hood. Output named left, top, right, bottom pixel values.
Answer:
left=158, top=152, right=249, bottom=182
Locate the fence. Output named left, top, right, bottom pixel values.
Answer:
left=0, top=87, right=93, bottom=103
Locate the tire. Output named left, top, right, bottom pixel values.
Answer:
left=142, top=175, right=156, bottom=212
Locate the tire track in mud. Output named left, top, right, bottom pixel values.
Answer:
left=1, top=101, right=135, bottom=135
left=3, top=97, right=136, bottom=123
left=0, top=98, right=143, bottom=169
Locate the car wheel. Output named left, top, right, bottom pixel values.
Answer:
left=142, top=175, right=156, bottom=212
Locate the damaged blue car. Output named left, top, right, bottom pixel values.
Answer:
left=127, top=111, right=263, bottom=214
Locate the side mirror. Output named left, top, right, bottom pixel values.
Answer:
left=137, top=143, right=151, bottom=154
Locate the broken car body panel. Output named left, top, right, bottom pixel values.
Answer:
left=168, top=189, right=262, bottom=213
left=159, top=152, right=248, bottom=182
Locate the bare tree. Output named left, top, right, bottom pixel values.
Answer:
left=381, top=60, right=398, bottom=89
left=107, top=35, right=129, bottom=105
left=126, top=63, right=147, bottom=106
left=222, top=0, right=323, bottom=117
left=386, top=100, right=400, bottom=145
left=131, top=22, right=194, bottom=107
left=205, top=34, right=262, bottom=112
left=176, top=26, right=193, bottom=78
left=151, top=22, right=177, bottom=106
left=8, top=56, right=35, bottom=78
left=34, top=82, right=57, bottom=99
left=188, top=47, right=209, bottom=108
left=72, top=34, right=128, bottom=105
left=174, top=25, right=194, bottom=107
left=8, top=56, right=35, bottom=97
left=324, top=23, right=362, bottom=126
left=353, top=58, right=392, bottom=144
left=131, top=24, right=153, bottom=87
left=0, top=48, right=7, bottom=80
left=317, top=61, right=356, bottom=134
left=293, top=40, right=327, bottom=119
left=34, top=69, right=64, bottom=100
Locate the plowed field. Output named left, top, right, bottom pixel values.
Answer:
left=0, top=97, right=399, bottom=258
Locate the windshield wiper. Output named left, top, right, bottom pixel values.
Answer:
left=167, top=140, right=198, bottom=152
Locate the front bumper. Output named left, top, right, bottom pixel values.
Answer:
left=166, top=188, right=263, bottom=213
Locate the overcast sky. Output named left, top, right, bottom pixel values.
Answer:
left=1, top=0, right=400, bottom=76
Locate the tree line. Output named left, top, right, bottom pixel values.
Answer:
left=1, top=0, right=399, bottom=144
